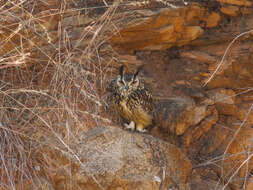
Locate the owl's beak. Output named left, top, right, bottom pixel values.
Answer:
left=125, top=85, right=129, bottom=90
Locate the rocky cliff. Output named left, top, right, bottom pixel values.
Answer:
left=0, top=0, right=253, bottom=190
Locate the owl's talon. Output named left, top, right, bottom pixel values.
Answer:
left=136, top=128, right=147, bottom=133
left=124, top=121, right=135, bottom=131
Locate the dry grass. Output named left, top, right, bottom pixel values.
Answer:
left=0, top=0, right=122, bottom=188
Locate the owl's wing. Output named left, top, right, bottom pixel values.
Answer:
left=128, top=88, right=154, bottom=113
left=140, top=88, right=154, bottom=112
left=107, top=79, right=116, bottom=92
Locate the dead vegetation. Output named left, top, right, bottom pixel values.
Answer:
left=0, top=0, right=122, bottom=188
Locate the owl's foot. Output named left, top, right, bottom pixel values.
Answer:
left=136, top=127, right=147, bottom=133
left=135, top=124, right=147, bottom=133
left=124, top=121, right=135, bottom=131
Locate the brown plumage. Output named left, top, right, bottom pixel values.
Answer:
left=109, top=65, right=154, bottom=132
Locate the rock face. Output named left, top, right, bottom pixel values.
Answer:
left=17, top=127, right=192, bottom=190
left=75, top=126, right=192, bottom=190
left=108, top=1, right=253, bottom=190
left=110, top=4, right=206, bottom=53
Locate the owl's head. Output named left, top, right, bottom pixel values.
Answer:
left=115, top=65, right=142, bottom=97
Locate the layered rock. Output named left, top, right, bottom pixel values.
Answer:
left=15, top=127, right=192, bottom=190
left=108, top=1, right=253, bottom=189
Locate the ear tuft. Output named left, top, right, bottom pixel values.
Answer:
left=119, top=65, right=124, bottom=79
left=134, top=65, right=144, bottom=79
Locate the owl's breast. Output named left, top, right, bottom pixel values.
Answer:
left=114, top=99, right=132, bottom=121
left=114, top=96, right=153, bottom=127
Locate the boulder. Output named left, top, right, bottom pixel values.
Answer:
left=43, top=126, right=192, bottom=190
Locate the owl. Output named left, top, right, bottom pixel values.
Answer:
left=109, top=65, right=154, bottom=132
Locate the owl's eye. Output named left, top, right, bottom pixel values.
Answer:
left=132, top=80, right=138, bottom=85
left=119, top=80, right=124, bottom=85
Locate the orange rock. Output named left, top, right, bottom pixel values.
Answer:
left=155, top=97, right=215, bottom=136
left=207, top=88, right=237, bottom=116
left=217, top=0, right=252, bottom=6
left=221, top=5, right=240, bottom=16
left=200, top=122, right=229, bottom=154
left=109, top=3, right=226, bottom=53
left=181, top=106, right=218, bottom=147
left=204, top=12, right=221, bottom=28
left=180, top=26, right=204, bottom=45
left=110, top=5, right=206, bottom=53
left=181, top=51, right=217, bottom=64
left=174, top=105, right=208, bottom=135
